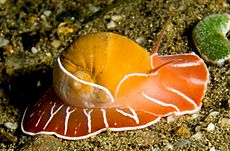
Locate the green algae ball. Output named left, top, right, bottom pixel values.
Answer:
left=192, top=14, right=230, bottom=65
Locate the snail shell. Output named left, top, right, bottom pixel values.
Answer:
left=53, top=32, right=151, bottom=108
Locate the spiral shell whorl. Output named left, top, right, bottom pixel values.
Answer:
left=53, top=57, right=114, bottom=108
left=53, top=32, right=151, bottom=108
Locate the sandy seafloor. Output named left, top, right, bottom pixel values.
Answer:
left=0, top=0, right=229, bottom=150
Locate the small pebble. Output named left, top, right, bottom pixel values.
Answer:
left=40, top=14, right=46, bottom=20
left=189, top=113, right=200, bottom=120
left=167, top=115, right=179, bottom=123
left=167, top=143, right=173, bottom=150
left=4, top=122, right=18, bottom=130
left=31, top=47, right=39, bottom=54
left=51, top=40, right=61, bottom=49
left=57, top=23, right=74, bottom=36
left=135, top=36, right=145, bottom=44
left=207, top=123, right=215, bottom=131
left=106, top=21, right=117, bottom=29
left=43, top=10, right=52, bottom=17
left=208, top=111, right=220, bottom=117
left=28, top=16, right=39, bottom=24
left=2, top=43, right=13, bottom=54
left=46, top=52, right=52, bottom=57
left=174, top=139, right=191, bottom=149
left=191, top=132, right=202, bottom=140
left=195, top=125, right=201, bottom=132
left=210, top=147, right=216, bottom=151
left=220, top=118, right=230, bottom=128
left=88, top=4, right=100, bottom=13
left=0, top=38, right=9, bottom=47
left=111, top=15, right=124, bottom=22
left=57, top=26, right=74, bottom=35
left=37, top=80, right=42, bottom=87
left=176, top=126, right=191, bottom=137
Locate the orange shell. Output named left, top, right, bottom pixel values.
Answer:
left=61, top=32, right=151, bottom=95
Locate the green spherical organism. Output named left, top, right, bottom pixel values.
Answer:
left=192, top=14, right=230, bottom=65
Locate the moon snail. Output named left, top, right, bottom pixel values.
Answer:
left=21, top=24, right=209, bottom=140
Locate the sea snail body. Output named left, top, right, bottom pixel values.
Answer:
left=21, top=29, right=209, bottom=140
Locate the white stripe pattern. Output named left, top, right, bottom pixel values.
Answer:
left=83, top=109, right=93, bottom=133
left=116, top=108, right=139, bottom=124
left=171, top=61, right=201, bottom=67
left=165, top=86, right=197, bottom=108
left=35, top=111, right=45, bottom=127
left=64, top=107, right=76, bottom=135
left=101, top=109, right=109, bottom=128
left=43, top=103, right=63, bottom=130
left=142, top=92, right=180, bottom=112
